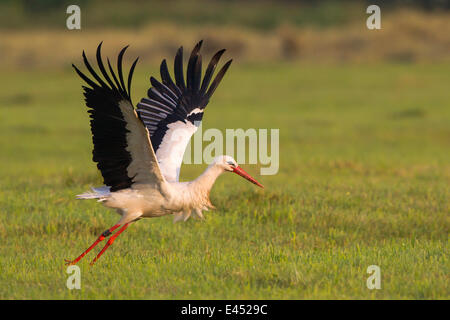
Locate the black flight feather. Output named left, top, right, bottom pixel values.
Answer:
left=73, top=43, right=141, bottom=191
left=136, top=41, right=232, bottom=155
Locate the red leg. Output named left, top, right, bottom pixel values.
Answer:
left=65, top=223, right=121, bottom=265
left=90, top=223, right=130, bottom=265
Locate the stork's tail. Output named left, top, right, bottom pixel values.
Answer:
left=76, top=186, right=111, bottom=201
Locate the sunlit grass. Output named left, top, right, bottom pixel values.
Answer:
left=0, top=62, right=449, bottom=299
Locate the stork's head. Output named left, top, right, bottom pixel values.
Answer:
left=214, top=155, right=264, bottom=188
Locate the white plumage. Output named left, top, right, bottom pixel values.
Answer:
left=155, top=120, right=198, bottom=182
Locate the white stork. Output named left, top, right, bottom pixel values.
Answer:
left=65, top=41, right=263, bottom=265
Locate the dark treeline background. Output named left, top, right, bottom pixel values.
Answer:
left=16, top=0, right=450, bottom=11
left=1, top=0, right=449, bottom=30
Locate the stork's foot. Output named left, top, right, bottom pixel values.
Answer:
left=64, top=259, right=76, bottom=266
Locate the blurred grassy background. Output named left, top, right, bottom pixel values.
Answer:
left=0, top=0, right=449, bottom=69
left=0, top=0, right=449, bottom=299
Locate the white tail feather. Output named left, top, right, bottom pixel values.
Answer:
left=76, top=186, right=111, bottom=201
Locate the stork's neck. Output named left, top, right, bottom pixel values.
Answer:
left=191, top=164, right=224, bottom=195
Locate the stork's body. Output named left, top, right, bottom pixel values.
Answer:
left=83, top=158, right=230, bottom=223
left=65, top=41, right=262, bottom=265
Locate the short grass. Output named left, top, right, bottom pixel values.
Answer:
left=0, top=62, right=449, bottom=299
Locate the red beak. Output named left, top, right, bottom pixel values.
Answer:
left=232, top=166, right=264, bottom=188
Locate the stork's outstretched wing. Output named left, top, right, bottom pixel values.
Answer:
left=73, top=43, right=165, bottom=192
left=137, top=41, right=232, bottom=182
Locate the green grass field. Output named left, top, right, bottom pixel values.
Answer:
left=0, top=62, right=449, bottom=299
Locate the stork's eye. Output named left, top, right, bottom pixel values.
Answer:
left=227, top=161, right=236, bottom=167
